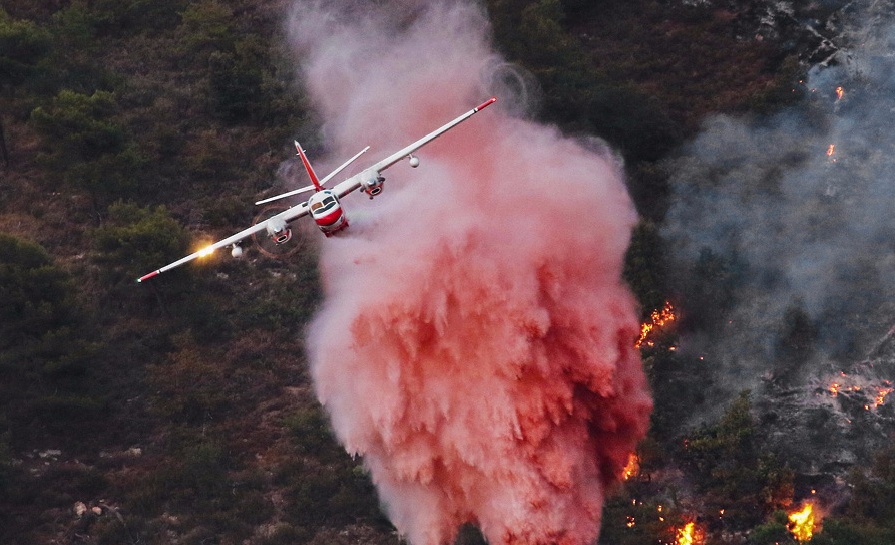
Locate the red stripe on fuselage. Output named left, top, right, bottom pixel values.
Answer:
left=314, top=207, right=344, bottom=227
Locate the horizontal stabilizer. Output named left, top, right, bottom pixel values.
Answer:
left=255, top=145, right=371, bottom=206
left=255, top=184, right=316, bottom=205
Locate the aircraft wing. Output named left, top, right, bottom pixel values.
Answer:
left=136, top=97, right=496, bottom=283
left=136, top=202, right=312, bottom=282
left=332, top=97, right=496, bottom=199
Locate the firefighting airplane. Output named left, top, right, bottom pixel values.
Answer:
left=136, top=97, right=496, bottom=282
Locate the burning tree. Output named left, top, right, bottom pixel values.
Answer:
left=636, top=301, right=678, bottom=349
left=621, top=452, right=640, bottom=481
left=675, top=521, right=703, bottom=545
left=787, top=503, right=816, bottom=541
left=679, top=392, right=794, bottom=530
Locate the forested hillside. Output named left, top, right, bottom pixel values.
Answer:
left=2, top=1, right=894, bottom=544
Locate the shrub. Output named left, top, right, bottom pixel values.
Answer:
left=30, top=90, right=148, bottom=203
left=284, top=406, right=340, bottom=458
left=91, top=201, right=189, bottom=282
left=0, top=234, right=73, bottom=349
left=147, top=342, right=232, bottom=425
left=0, top=8, right=52, bottom=87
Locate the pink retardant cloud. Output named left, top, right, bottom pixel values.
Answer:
left=290, top=2, right=652, bottom=544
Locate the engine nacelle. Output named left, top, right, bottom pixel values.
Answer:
left=231, top=245, right=244, bottom=258
left=361, top=172, right=385, bottom=198
left=266, top=217, right=292, bottom=244
left=408, top=155, right=420, bottom=168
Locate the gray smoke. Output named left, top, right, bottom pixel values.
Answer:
left=662, top=1, right=895, bottom=409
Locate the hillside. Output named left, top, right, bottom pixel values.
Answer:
left=2, top=1, right=893, bottom=545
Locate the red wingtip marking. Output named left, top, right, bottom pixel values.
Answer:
left=137, top=270, right=159, bottom=283
left=476, top=97, right=497, bottom=111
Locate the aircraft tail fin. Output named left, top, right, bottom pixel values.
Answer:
left=256, top=145, right=371, bottom=206
left=295, top=141, right=323, bottom=192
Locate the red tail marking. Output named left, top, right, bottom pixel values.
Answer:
left=295, top=141, right=323, bottom=192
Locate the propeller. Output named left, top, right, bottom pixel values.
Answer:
left=251, top=205, right=304, bottom=259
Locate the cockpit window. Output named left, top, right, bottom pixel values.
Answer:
left=312, top=195, right=338, bottom=214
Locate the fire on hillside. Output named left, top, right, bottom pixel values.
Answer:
left=636, top=301, right=678, bottom=349
left=788, top=503, right=817, bottom=542
left=824, top=373, right=893, bottom=411
left=674, top=521, right=702, bottom=545
left=621, top=452, right=639, bottom=481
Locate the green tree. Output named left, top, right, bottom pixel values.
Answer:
left=682, top=247, right=740, bottom=331
left=284, top=406, right=341, bottom=458
left=811, top=518, right=895, bottom=545
left=91, top=201, right=189, bottom=282
left=0, top=234, right=74, bottom=350
left=147, top=340, right=232, bottom=425
left=208, top=48, right=265, bottom=123
left=0, top=234, right=101, bottom=446
left=680, top=391, right=794, bottom=530
left=486, top=0, right=680, bottom=162
left=49, top=3, right=97, bottom=51
left=279, top=406, right=386, bottom=531
left=843, top=447, right=895, bottom=526
left=748, top=510, right=795, bottom=545
left=30, top=90, right=148, bottom=203
left=38, top=5, right=118, bottom=95
left=0, top=9, right=51, bottom=88
left=623, top=220, right=667, bottom=314
left=89, top=0, right=187, bottom=35
left=176, top=0, right=235, bottom=59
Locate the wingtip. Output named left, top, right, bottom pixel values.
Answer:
left=137, top=270, right=159, bottom=283
left=476, top=97, right=497, bottom=111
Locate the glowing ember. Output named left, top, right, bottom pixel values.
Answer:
left=836, top=86, right=844, bottom=100
left=827, top=379, right=893, bottom=410
left=788, top=503, right=815, bottom=542
left=827, top=144, right=836, bottom=157
left=622, top=452, right=639, bottom=480
left=876, top=387, right=893, bottom=407
left=636, top=301, right=678, bottom=349
left=676, top=522, right=698, bottom=545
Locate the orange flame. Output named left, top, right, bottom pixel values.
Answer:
left=622, top=452, right=639, bottom=480
left=876, top=387, right=893, bottom=407
left=788, top=503, right=815, bottom=542
left=828, top=380, right=893, bottom=409
left=676, top=522, right=700, bottom=545
left=827, top=144, right=836, bottom=157
left=636, top=301, right=677, bottom=349
left=836, top=86, right=844, bottom=100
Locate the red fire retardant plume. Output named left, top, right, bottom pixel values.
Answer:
left=292, top=2, right=653, bottom=544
